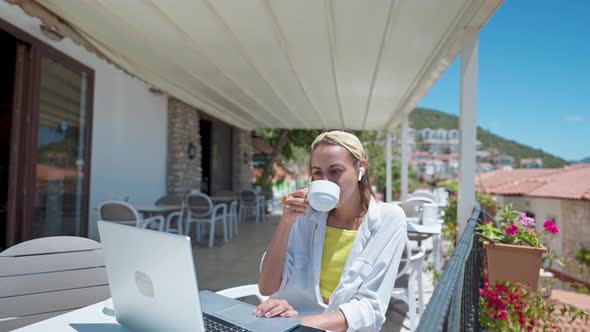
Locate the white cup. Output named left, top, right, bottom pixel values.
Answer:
left=307, top=180, right=340, bottom=212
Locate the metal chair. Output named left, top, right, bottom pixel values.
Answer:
left=239, top=190, right=262, bottom=223
left=256, top=194, right=266, bottom=223
left=154, top=195, right=184, bottom=234
left=186, top=192, right=227, bottom=248
left=227, top=200, right=239, bottom=239
left=0, top=237, right=110, bottom=330
left=392, top=241, right=426, bottom=331
left=98, top=200, right=164, bottom=230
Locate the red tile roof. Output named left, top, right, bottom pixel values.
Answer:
left=477, top=164, right=590, bottom=201
left=550, top=289, right=590, bottom=330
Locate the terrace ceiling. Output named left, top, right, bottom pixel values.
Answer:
left=34, top=0, right=502, bottom=130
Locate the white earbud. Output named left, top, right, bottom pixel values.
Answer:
left=358, top=167, right=365, bottom=182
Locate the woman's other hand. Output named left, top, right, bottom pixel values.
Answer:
left=253, top=299, right=299, bottom=318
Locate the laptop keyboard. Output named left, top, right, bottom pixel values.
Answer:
left=202, top=313, right=253, bottom=332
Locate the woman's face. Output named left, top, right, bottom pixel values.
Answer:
left=310, top=144, right=362, bottom=208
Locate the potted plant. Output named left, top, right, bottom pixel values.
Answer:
left=477, top=203, right=559, bottom=290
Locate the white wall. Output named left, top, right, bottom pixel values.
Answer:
left=1, top=3, right=168, bottom=240
left=527, top=198, right=563, bottom=256
left=497, top=195, right=563, bottom=260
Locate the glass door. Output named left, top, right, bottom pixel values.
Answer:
left=31, top=55, right=92, bottom=238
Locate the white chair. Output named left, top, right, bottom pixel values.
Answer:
left=421, top=203, right=440, bottom=226
left=186, top=192, right=227, bottom=248
left=216, top=284, right=268, bottom=303
left=217, top=254, right=269, bottom=303
left=227, top=200, right=239, bottom=239
left=154, top=195, right=184, bottom=234
left=433, top=188, right=449, bottom=204
left=399, top=196, right=436, bottom=219
left=0, top=237, right=110, bottom=330
left=239, top=190, right=262, bottom=223
left=421, top=203, right=443, bottom=271
left=98, top=201, right=165, bottom=230
left=410, top=189, right=436, bottom=201
left=391, top=241, right=426, bottom=332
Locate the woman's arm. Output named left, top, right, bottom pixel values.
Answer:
left=300, top=310, right=348, bottom=332
left=338, top=209, right=408, bottom=331
left=258, top=221, right=294, bottom=295
left=258, top=189, right=309, bottom=296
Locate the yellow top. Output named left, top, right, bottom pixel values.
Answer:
left=320, top=225, right=358, bottom=300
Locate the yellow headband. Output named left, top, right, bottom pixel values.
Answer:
left=310, top=131, right=366, bottom=161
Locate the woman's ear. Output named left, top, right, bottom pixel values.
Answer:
left=358, top=167, right=365, bottom=181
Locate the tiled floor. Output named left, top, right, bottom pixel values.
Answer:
left=191, top=209, right=437, bottom=331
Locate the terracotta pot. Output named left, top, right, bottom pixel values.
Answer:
left=484, top=242, right=546, bottom=291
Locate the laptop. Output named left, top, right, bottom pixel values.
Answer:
left=97, top=220, right=301, bottom=332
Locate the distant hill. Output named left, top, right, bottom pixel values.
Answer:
left=579, top=157, right=590, bottom=163
left=409, top=108, right=569, bottom=169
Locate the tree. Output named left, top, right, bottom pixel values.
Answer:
left=255, top=129, right=420, bottom=198
left=254, top=129, right=322, bottom=189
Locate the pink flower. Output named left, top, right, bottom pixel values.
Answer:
left=483, top=188, right=489, bottom=194
left=515, top=212, right=535, bottom=228
left=506, top=224, right=519, bottom=235
left=543, top=219, right=559, bottom=234
left=499, top=310, right=508, bottom=320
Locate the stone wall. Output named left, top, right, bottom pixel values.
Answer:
left=232, top=128, right=253, bottom=192
left=560, top=199, right=590, bottom=282
left=167, top=98, right=201, bottom=196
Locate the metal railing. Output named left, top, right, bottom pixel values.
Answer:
left=416, top=203, right=484, bottom=332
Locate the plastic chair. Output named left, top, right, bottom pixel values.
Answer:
left=154, top=195, right=184, bottom=234
left=98, top=201, right=164, bottom=230
left=421, top=203, right=443, bottom=271
left=410, top=189, right=436, bottom=201
left=421, top=203, right=440, bottom=226
left=391, top=241, right=426, bottom=331
left=239, top=190, right=262, bottom=223
left=399, top=196, right=436, bottom=219
left=216, top=284, right=268, bottom=303
left=217, top=254, right=269, bottom=303
left=186, top=192, right=227, bottom=248
left=227, top=200, right=239, bottom=239
left=0, top=237, right=110, bottom=330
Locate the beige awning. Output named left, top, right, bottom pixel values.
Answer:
left=36, top=0, right=502, bottom=130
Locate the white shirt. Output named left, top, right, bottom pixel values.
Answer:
left=268, top=198, right=407, bottom=331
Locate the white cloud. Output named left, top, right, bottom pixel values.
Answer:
left=564, top=115, right=584, bottom=123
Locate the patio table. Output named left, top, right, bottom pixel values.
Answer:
left=13, top=298, right=324, bottom=331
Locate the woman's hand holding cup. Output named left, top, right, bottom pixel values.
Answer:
left=280, top=188, right=309, bottom=225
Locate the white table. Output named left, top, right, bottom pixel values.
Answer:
left=14, top=298, right=322, bottom=332
left=13, top=299, right=126, bottom=331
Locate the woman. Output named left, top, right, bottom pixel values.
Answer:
left=257, top=131, right=407, bottom=331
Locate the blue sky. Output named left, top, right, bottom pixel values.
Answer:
left=418, top=1, right=590, bottom=161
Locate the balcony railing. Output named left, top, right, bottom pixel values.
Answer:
left=417, top=203, right=484, bottom=332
